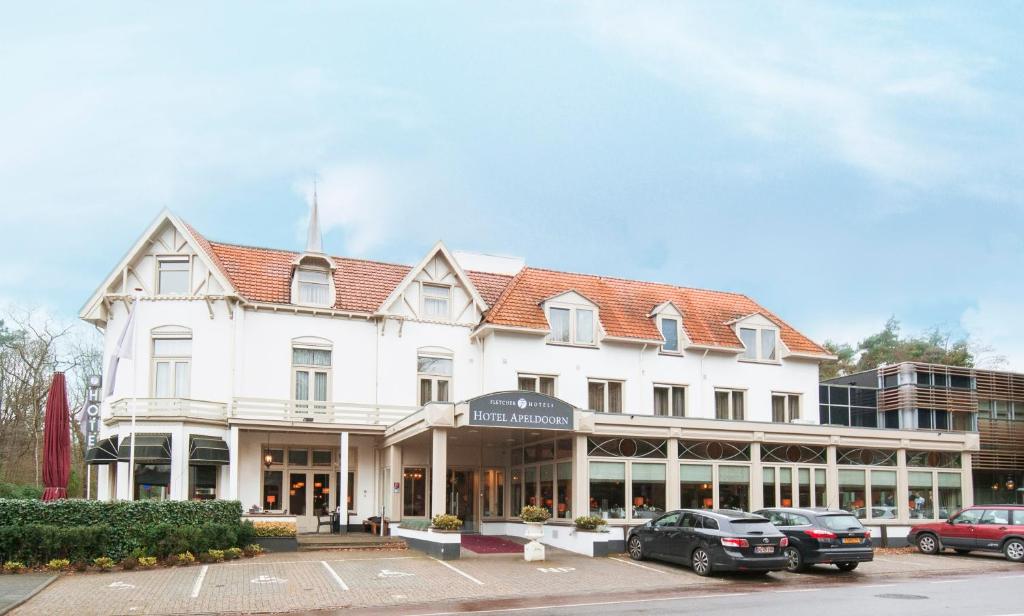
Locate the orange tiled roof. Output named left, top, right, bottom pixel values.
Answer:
left=484, top=267, right=826, bottom=355
left=188, top=227, right=825, bottom=356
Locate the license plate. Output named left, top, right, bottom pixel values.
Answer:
left=755, top=546, right=774, bottom=554
left=842, top=537, right=861, bottom=544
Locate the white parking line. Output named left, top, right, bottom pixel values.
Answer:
left=608, top=557, right=669, bottom=574
left=225, top=556, right=417, bottom=566
left=773, top=588, right=820, bottom=593
left=929, top=578, right=969, bottom=584
left=321, top=561, right=349, bottom=591
left=431, top=558, right=485, bottom=585
left=861, top=584, right=896, bottom=589
left=412, top=592, right=751, bottom=615
left=190, top=565, right=208, bottom=598
left=997, top=574, right=1024, bottom=579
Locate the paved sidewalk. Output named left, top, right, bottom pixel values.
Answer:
left=10, top=549, right=1021, bottom=615
left=0, top=574, right=56, bottom=615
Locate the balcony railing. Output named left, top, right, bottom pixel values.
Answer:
left=108, top=398, right=229, bottom=422
left=230, top=397, right=417, bottom=426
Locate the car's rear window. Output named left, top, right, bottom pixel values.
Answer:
left=820, top=515, right=863, bottom=531
left=728, top=520, right=776, bottom=534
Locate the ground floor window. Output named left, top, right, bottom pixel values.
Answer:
left=839, top=469, right=866, bottom=517
left=290, top=473, right=307, bottom=515
left=718, top=466, right=749, bottom=510
left=908, top=471, right=935, bottom=519
left=134, top=464, right=170, bottom=500
left=938, top=473, right=962, bottom=520
left=870, top=470, right=897, bottom=519
left=483, top=468, right=505, bottom=518
left=814, top=469, right=827, bottom=507
left=681, top=464, right=713, bottom=509
left=312, top=473, right=331, bottom=514
left=556, top=463, right=572, bottom=519
left=337, top=470, right=356, bottom=513
left=540, top=465, right=555, bottom=516
left=189, top=465, right=217, bottom=500
left=403, top=467, right=427, bottom=516
left=263, top=470, right=283, bottom=510
left=762, top=467, right=776, bottom=507
left=589, top=461, right=626, bottom=519
left=631, top=463, right=666, bottom=518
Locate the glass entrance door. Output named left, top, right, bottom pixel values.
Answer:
left=447, top=469, right=476, bottom=531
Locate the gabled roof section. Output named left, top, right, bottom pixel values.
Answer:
left=484, top=267, right=827, bottom=355
left=79, top=210, right=238, bottom=321
left=376, top=241, right=489, bottom=316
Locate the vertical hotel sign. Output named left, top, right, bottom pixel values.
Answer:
left=468, top=391, right=574, bottom=430
left=83, top=375, right=102, bottom=450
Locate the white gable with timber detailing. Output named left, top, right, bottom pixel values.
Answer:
left=383, top=246, right=485, bottom=325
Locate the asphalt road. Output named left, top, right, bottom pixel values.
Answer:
left=398, top=570, right=1024, bottom=616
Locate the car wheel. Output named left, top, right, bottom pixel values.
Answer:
left=627, top=536, right=644, bottom=561
left=917, top=533, right=939, bottom=555
left=836, top=562, right=858, bottom=572
left=954, top=549, right=971, bottom=555
left=784, top=547, right=805, bottom=573
left=1004, top=539, right=1024, bottom=563
left=691, top=548, right=712, bottom=577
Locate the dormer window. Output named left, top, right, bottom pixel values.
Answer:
left=659, top=317, right=680, bottom=353
left=422, top=283, right=451, bottom=319
left=297, top=268, right=331, bottom=305
left=157, top=257, right=190, bottom=295
left=739, top=326, right=778, bottom=362
left=549, top=306, right=594, bottom=345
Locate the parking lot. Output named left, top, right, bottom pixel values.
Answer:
left=10, top=548, right=1022, bottom=615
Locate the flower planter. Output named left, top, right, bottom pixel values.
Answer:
left=523, top=522, right=546, bottom=561
left=253, top=536, right=298, bottom=552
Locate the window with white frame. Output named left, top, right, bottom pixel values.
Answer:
left=421, top=283, right=451, bottom=319
left=152, top=337, right=191, bottom=398
left=418, top=354, right=452, bottom=405
left=739, top=326, right=778, bottom=362
left=518, top=373, right=556, bottom=396
left=293, top=347, right=332, bottom=409
left=771, top=393, right=801, bottom=423
left=588, top=379, right=623, bottom=413
left=659, top=317, right=680, bottom=353
left=296, top=268, right=331, bottom=306
left=547, top=306, right=595, bottom=346
left=157, top=257, right=190, bottom=295
left=653, top=384, right=686, bottom=417
left=715, top=389, right=745, bottom=420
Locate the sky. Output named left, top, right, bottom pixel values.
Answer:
left=1, top=2, right=1022, bottom=368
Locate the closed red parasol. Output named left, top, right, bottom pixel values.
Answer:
left=42, top=372, right=71, bottom=501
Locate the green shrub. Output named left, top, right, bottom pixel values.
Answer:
left=519, top=506, right=551, bottom=523
left=45, top=558, right=70, bottom=571
left=208, top=549, right=225, bottom=562
left=3, top=561, right=26, bottom=573
left=93, top=557, right=115, bottom=571
left=0, top=484, right=44, bottom=500
left=242, top=544, right=263, bottom=557
left=252, top=521, right=295, bottom=537
left=120, top=556, right=138, bottom=570
left=431, top=514, right=463, bottom=531
left=225, top=547, right=242, bottom=560
left=138, top=556, right=157, bottom=568
left=573, top=515, right=607, bottom=531
left=176, top=551, right=195, bottom=566
left=0, top=499, right=242, bottom=560
left=0, top=524, right=109, bottom=565
left=400, top=519, right=431, bottom=531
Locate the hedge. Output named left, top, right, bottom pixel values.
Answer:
left=0, top=499, right=244, bottom=560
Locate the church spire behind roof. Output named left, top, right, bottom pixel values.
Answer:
left=306, top=177, right=323, bottom=254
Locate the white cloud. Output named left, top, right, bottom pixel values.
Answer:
left=578, top=3, right=989, bottom=189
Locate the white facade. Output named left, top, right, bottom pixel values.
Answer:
left=83, top=212, right=978, bottom=534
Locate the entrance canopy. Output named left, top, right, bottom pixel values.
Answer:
left=189, top=436, right=229, bottom=465
left=85, top=435, right=119, bottom=465
left=117, top=434, right=172, bottom=464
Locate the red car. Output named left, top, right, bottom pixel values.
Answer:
left=909, top=505, right=1024, bottom=562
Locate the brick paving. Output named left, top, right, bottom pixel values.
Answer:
left=9, top=548, right=1020, bottom=615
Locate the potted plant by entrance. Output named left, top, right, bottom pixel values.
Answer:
left=519, top=505, right=551, bottom=562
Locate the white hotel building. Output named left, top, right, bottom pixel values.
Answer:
left=82, top=209, right=978, bottom=538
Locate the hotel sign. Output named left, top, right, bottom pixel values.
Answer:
left=468, top=391, right=574, bottom=430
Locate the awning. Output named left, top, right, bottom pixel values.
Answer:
left=85, top=435, right=119, bottom=465
left=189, top=436, right=229, bottom=465
left=117, top=433, right=172, bottom=464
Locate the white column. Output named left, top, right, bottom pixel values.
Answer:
left=228, top=426, right=240, bottom=500
left=431, top=429, right=447, bottom=517
left=961, top=452, right=974, bottom=507
left=388, top=444, right=402, bottom=523
left=896, top=448, right=910, bottom=521
left=572, top=435, right=588, bottom=520
left=826, top=445, right=839, bottom=510
left=666, top=438, right=680, bottom=511
left=750, top=442, right=763, bottom=510
left=171, top=426, right=187, bottom=500
left=339, top=432, right=350, bottom=532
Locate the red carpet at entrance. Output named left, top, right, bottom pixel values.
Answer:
left=460, top=535, right=524, bottom=554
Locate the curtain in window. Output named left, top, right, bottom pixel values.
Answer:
left=653, top=387, right=669, bottom=416
left=174, top=361, right=190, bottom=397
left=314, top=371, right=328, bottom=402
left=588, top=382, right=605, bottom=412
left=154, top=338, right=192, bottom=356
left=295, top=371, right=309, bottom=400
left=715, top=391, right=730, bottom=419
left=423, top=285, right=449, bottom=317
left=518, top=377, right=534, bottom=391
left=550, top=308, right=571, bottom=342
left=671, top=387, right=685, bottom=417
left=608, top=381, right=622, bottom=413
left=539, top=377, right=555, bottom=396
left=772, top=395, right=786, bottom=422
left=576, top=309, right=594, bottom=344
left=788, top=395, right=800, bottom=420
left=155, top=362, right=171, bottom=398
left=437, top=379, right=450, bottom=402
left=732, top=391, right=744, bottom=420
left=293, top=348, right=331, bottom=366
left=300, top=282, right=330, bottom=305
left=419, top=378, right=432, bottom=406
left=661, top=319, right=678, bottom=351
left=761, top=329, right=776, bottom=360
